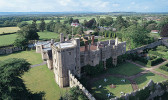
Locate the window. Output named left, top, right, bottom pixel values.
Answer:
left=69, top=52, right=71, bottom=55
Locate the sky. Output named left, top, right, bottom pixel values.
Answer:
left=0, top=0, right=168, bottom=12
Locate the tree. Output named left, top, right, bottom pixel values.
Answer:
left=108, top=32, right=111, bottom=38
left=113, top=16, right=128, bottom=30
left=0, top=58, right=44, bottom=99
left=17, top=22, right=29, bottom=28
left=105, top=17, right=113, bottom=26
left=160, top=24, right=168, bottom=37
left=17, top=24, right=39, bottom=40
left=39, top=18, right=45, bottom=32
left=68, top=17, right=73, bottom=24
left=14, top=38, right=28, bottom=49
left=119, top=25, right=149, bottom=49
left=61, top=86, right=88, bottom=100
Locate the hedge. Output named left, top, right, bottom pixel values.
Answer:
left=160, top=65, right=168, bottom=72
left=147, top=57, right=164, bottom=66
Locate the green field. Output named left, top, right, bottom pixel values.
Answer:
left=22, top=65, right=67, bottom=100
left=0, top=31, right=59, bottom=46
left=135, top=72, right=167, bottom=89
left=25, top=20, right=53, bottom=24
left=0, top=27, right=20, bottom=34
left=0, top=34, right=17, bottom=46
left=38, top=31, right=59, bottom=40
left=106, top=62, right=144, bottom=76
left=0, top=50, right=43, bottom=65
left=91, top=76, right=132, bottom=99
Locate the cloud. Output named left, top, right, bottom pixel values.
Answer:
left=112, top=3, right=120, bottom=7
left=0, top=0, right=167, bottom=12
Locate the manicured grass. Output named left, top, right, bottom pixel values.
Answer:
left=107, top=62, right=144, bottom=76
left=0, top=27, right=20, bottom=34
left=91, top=76, right=132, bottom=99
left=38, top=31, right=59, bottom=40
left=134, top=60, right=147, bottom=67
left=135, top=72, right=167, bottom=89
left=22, top=65, right=68, bottom=100
left=155, top=68, right=168, bottom=76
left=0, top=34, right=17, bottom=46
left=0, top=50, right=43, bottom=65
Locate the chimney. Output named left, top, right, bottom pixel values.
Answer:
left=84, top=41, right=88, bottom=51
left=51, top=39, right=54, bottom=45
left=60, top=33, right=64, bottom=43
left=91, top=35, right=95, bottom=45
left=41, top=45, right=44, bottom=49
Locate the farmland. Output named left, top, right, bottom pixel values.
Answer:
left=0, top=27, right=20, bottom=34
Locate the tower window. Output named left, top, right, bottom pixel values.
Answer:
left=69, top=52, right=71, bottom=55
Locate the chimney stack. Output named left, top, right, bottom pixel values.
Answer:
left=84, top=40, right=88, bottom=51
left=60, top=33, right=64, bottom=43
left=91, top=35, right=95, bottom=45
left=41, top=45, right=44, bottom=49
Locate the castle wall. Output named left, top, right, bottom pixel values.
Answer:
left=126, top=40, right=162, bottom=54
left=0, top=47, right=22, bottom=55
left=69, top=71, right=96, bottom=100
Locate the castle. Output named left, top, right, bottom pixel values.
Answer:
left=35, top=33, right=126, bottom=88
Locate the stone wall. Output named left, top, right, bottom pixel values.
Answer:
left=126, top=40, right=162, bottom=54
left=0, top=47, right=22, bottom=55
left=69, top=71, right=96, bottom=100
left=112, top=80, right=168, bottom=100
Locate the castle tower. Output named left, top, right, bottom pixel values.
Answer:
left=52, top=38, right=81, bottom=88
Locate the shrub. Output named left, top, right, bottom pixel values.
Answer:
left=83, top=61, right=104, bottom=76
left=160, top=65, right=168, bottom=72
left=148, top=57, right=164, bottom=66
left=156, top=46, right=168, bottom=52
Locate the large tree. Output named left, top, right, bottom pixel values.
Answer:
left=0, top=58, right=44, bottom=100
left=17, top=24, right=39, bottom=40
left=39, top=18, right=45, bottom=32
left=120, top=25, right=150, bottom=49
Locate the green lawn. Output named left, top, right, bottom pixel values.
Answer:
left=91, top=76, right=132, bottom=99
left=22, top=65, right=67, bottom=100
left=0, top=27, right=20, bottom=34
left=155, top=68, right=168, bottom=76
left=0, top=50, right=43, bottom=65
left=0, top=34, right=17, bottom=46
left=106, top=62, right=144, bottom=76
left=38, top=31, right=59, bottom=40
left=134, top=60, right=147, bottom=67
left=0, top=31, right=59, bottom=46
left=135, top=72, right=167, bottom=89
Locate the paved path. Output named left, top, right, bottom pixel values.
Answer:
left=127, top=60, right=168, bottom=79
left=30, top=61, right=47, bottom=68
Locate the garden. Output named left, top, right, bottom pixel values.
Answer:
left=90, top=76, right=132, bottom=100
left=131, top=45, right=168, bottom=67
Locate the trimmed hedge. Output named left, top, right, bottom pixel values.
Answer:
left=160, top=64, right=168, bottom=72
left=147, top=57, right=164, bottom=66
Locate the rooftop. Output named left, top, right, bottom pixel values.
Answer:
left=54, top=42, right=75, bottom=49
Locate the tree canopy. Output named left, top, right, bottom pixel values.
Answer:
left=0, top=58, right=44, bottom=100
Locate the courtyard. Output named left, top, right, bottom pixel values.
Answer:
left=87, top=60, right=168, bottom=99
